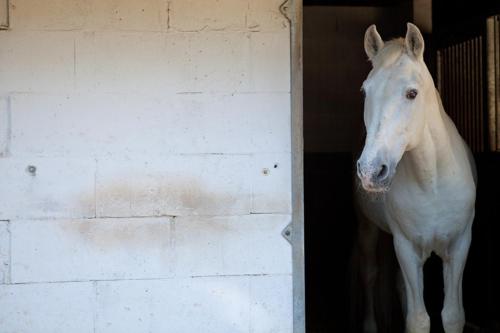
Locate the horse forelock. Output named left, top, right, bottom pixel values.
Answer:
left=371, top=38, right=406, bottom=69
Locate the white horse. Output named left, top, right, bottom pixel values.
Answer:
left=355, top=23, right=477, bottom=333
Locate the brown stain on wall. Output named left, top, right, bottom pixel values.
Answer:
left=63, top=217, right=172, bottom=249
left=91, top=175, right=247, bottom=217
left=72, top=174, right=247, bottom=248
left=60, top=213, right=236, bottom=260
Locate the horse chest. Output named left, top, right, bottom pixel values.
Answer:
left=385, top=181, right=474, bottom=256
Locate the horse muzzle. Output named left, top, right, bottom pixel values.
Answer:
left=356, top=158, right=395, bottom=192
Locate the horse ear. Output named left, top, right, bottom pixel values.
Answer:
left=364, top=25, right=384, bottom=61
left=405, top=23, right=425, bottom=60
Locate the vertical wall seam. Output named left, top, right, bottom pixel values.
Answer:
left=94, top=158, right=98, bottom=218
left=166, top=1, right=171, bottom=32
left=247, top=276, right=252, bottom=333
left=6, top=96, right=11, bottom=157
left=0, top=96, right=12, bottom=158
left=0, top=0, right=10, bottom=30
left=169, top=216, right=176, bottom=277
left=73, top=38, right=77, bottom=90
left=249, top=154, right=255, bottom=213
left=6, top=220, right=11, bottom=284
left=245, top=0, right=250, bottom=30
left=92, top=281, right=98, bottom=333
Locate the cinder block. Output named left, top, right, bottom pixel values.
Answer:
left=95, top=277, right=250, bottom=333
left=10, top=217, right=173, bottom=283
left=157, top=93, right=291, bottom=154
left=76, top=31, right=256, bottom=94
left=249, top=275, right=293, bottom=333
left=86, top=0, right=166, bottom=31
left=168, top=0, right=247, bottom=32
left=173, top=31, right=290, bottom=93
left=166, top=32, right=251, bottom=93
left=95, top=155, right=252, bottom=217
left=224, top=93, right=290, bottom=154
left=9, top=0, right=88, bottom=30
left=173, top=214, right=292, bottom=276
left=249, top=32, right=291, bottom=92
left=247, top=0, right=290, bottom=32
left=75, top=31, right=174, bottom=94
left=10, top=93, right=99, bottom=157
left=0, top=31, right=76, bottom=93
left=9, top=92, right=290, bottom=157
left=0, top=221, right=10, bottom=284
left=95, top=275, right=291, bottom=333
left=0, top=282, right=95, bottom=333
left=251, top=153, right=292, bottom=214
left=0, top=157, right=96, bottom=219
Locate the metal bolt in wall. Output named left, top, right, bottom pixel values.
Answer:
left=26, top=165, right=36, bottom=176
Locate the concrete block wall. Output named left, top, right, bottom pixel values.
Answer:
left=0, top=1, right=292, bottom=332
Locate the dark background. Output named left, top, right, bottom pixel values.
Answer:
left=303, top=1, right=500, bottom=332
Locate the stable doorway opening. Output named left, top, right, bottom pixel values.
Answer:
left=302, top=1, right=500, bottom=332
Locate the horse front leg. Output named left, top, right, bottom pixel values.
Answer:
left=441, top=225, right=472, bottom=333
left=393, top=234, right=430, bottom=333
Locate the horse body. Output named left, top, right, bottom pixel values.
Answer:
left=355, top=24, right=476, bottom=333
left=358, top=99, right=475, bottom=257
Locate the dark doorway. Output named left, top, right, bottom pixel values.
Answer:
left=303, top=1, right=500, bottom=332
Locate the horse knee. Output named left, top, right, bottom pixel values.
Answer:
left=406, top=311, right=430, bottom=333
left=441, top=308, right=465, bottom=333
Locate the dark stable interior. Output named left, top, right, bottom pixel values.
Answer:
left=303, top=1, right=500, bottom=332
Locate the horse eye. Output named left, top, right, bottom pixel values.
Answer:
left=406, top=89, right=418, bottom=100
left=361, top=88, right=366, bottom=98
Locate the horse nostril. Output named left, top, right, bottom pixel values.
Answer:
left=377, top=164, right=389, bottom=181
left=356, top=160, right=363, bottom=177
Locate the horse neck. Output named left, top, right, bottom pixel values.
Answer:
left=402, top=89, right=458, bottom=191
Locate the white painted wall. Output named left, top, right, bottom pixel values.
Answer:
left=0, top=1, right=292, bottom=332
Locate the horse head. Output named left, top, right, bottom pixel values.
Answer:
left=357, top=23, right=435, bottom=193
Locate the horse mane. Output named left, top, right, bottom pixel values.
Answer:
left=371, top=38, right=405, bottom=69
